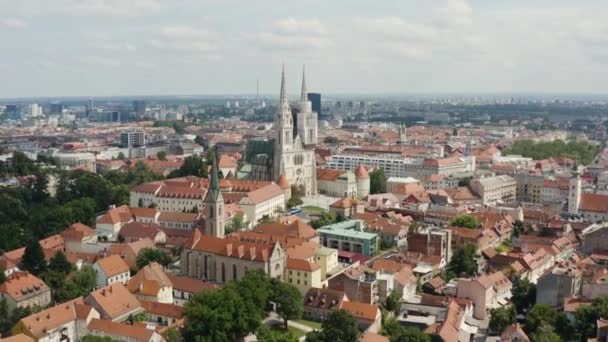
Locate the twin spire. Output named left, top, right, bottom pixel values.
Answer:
left=279, top=64, right=309, bottom=106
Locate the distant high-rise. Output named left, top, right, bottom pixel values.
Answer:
left=50, top=102, right=64, bottom=114
left=86, top=98, right=95, bottom=116
left=133, top=100, right=146, bottom=117
left=307, top=92, right=322, bottom=119
left=120, top=129, right=145, bottom=148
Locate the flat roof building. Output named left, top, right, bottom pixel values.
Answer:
left=317, top=220, right=378, bottom=256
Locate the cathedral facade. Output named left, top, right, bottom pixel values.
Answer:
left=272, top=66, right=318, bottom=196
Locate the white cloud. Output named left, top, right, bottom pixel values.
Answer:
left=355, top=17, right=437, bottom=41
left=255, top=17, right=333, bottom=51
left=161, top=26, right=211, bottom=39
left=275, top=17, right=328, bottom=36
left=148, top=26, right=218, bottom=53
left=78, top=56, right=121, bottom=67
left=1, top=18, right=28, bottom=29
left=0, top=0, right=165, bottom=16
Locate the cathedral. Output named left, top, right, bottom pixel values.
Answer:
left=242, top=66, right=318, bottom=196
left=273, top=66, right=318, bottom=196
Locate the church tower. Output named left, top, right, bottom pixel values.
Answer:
left=204, top=155, right=224, bottom=238
left=273, top=65, right=318, bottom=197
left=297, top=66, right=318, bottom=146
left=398, top=124, right=407, bottom=144
left=568, top=170, right=581, bottom=215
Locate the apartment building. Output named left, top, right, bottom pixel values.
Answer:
left=470, top=175, right=517, bottom=205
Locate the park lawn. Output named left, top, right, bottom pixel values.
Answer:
left=293, top=319, right=322, bottom=330
left=270, top=325, right=307, bottom=338
left=301, top=205, right=326, bottom=213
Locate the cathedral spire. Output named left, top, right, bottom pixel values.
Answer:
left=301, top=65, right=308, bottom=102
left=208, top=152, right=220, bottom=201
left=280, top=64, right=288, bottom=106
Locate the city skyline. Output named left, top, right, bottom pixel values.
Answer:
left=2, top=0, right=608, bottom=97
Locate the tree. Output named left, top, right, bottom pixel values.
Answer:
left=229, top=214, right=245, bottom=233
left=31, top=171, right=49, bottom=202
left=286, top=196, right=303, bottom=209
left=513, top=220, right=524, bottom=237
left=21, top=239, right=46, bottom=275
left=524, top=304, right=559, bottom=335
left=512, top=279, right=536, bottom=314
left=82, top=336, right=121, bottom=342
left=136, top=248, right=173, bottom=269
left=384, top=290, right=401, bottom=314
left=323, top=136, right=340, bottom=144
left=184, top=286, right=262, bottom=341
left=489, top=306, right=516, bottom=334
left=309, top=212, right=335, bottom=229
left=528, top=324, right=561, bottom=342
left=257, top=325, right=298, bottom=342
left=271, top=282, right=303, bottom=329
left=233, top=270, right=274, bottom=315
left=369, top=169, right=387, bottom=194
left=157, top=151, right=167, bottom=161
left=390, top=327, right=430, bottom=342
left=48, top=251, right=72, bottom=274
left=305, top=309, right=359, bottom=342
left=574, top=296, right=608, bottom=340
left=116, top=152, right=125, bottom=160
left=445, top=243, right=477, bottom=279
left=162, top=327, right=184, bottom=342
left=449, top=214, right=479, bottom=229
left=458, top=177, right=471, bottom=187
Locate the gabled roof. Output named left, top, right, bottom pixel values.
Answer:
left=340, top=301, right=380, bottom=321
left=168, top=274, right=217, bottom=294
left=119, top=221, right=163, bottom=241
left=87, top=319, right=156, bottom=341
left=95, top=255, right=129, bottom=277
left=97, top=205, right=133, bottom=225
left=0, top=272, right=49, bottom=301
left=61, top=223, right=95, bottom=241
left=128, top=262, right=172, bottom=296
left=85, top=283, right=143, bottom=320
left=18, top=297, right=92, bottom=338
left=286, top=257, right=320, bottom=272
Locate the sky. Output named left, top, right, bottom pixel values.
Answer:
left=1, top=0, right=608, bottom=97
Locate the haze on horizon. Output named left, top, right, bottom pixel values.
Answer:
left=1, top=0, right=608, bottom=98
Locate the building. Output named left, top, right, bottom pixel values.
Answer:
left=87, top=319, right=163, bottom=342
left=514, top=173, right=544, bottom=204
left=285, top=258, right=322, bottom=294
left=127, top=262, right=173, bottom=304
left=403, top=157, right=476, bottom=180
left=168, top=275, right=216, bottom=306
left=581, top=223, right=608, bottom=255
left=181, top=229, right=285, bottom=283
left=120, top=128, right=146, bottom=148
left=456, top=271, right=512, bottom=319
left=133, top=100, right=146, bottom=117
left=469, top=175, right=516, bottom=205
left=272, top=66, right=318, bottom=196
left=326, top=154, right=410, bottom=178
left=84, top=283, right=144, bottom=322
left=316, top=166, right=370, bottom=199
left=317, top=220, right=379, bottom=257
left=536, top=263, right=582, bottom=307
left=238, top=183, right=285, bottom=226
left=93, top=255, right=131, bottom=287
left=0, top=272, right=51, bottom=311
left=12, top=297, right=99, bottom=342
left=307, top=92, right=322, bottom=119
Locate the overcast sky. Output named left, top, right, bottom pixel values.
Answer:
left=1, top=0, right=608, bottom=97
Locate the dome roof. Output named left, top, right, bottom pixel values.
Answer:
left=277, top=174, right=290, bottom=189
left=355, top=164, right=369, bottom=179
